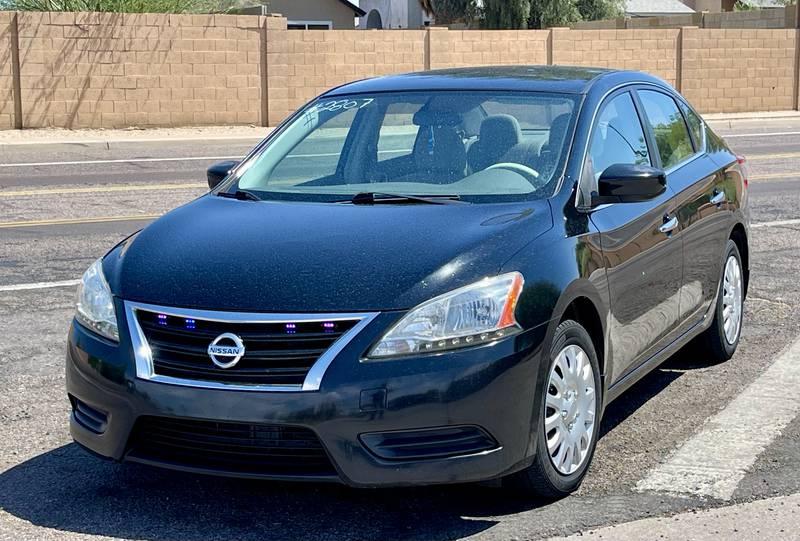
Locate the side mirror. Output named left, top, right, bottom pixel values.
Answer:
left=592, top=163, right=666, bottom=206
left=207, top=160, right=239, bottom=190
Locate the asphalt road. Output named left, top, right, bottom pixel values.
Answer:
left=1, top=119, right=800, bottom=540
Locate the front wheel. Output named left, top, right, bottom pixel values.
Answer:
left=505, top=320, right=602, bottom=499
left=699, top=239, right=744, bottom=362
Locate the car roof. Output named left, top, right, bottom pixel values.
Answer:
left=324, top=65, right=671, bottom=97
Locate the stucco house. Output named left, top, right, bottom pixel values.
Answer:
left=626, top=0, right=695, bottom=17
left=233, top=0, right=365, bottom=29
left=358, top=0, right=433, bottom=29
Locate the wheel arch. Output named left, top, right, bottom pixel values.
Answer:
left=729, top=222, right=749, bottom=298
left=546, top=280, right=609, bottom=381
left=559, top=297, right=605, bottom=377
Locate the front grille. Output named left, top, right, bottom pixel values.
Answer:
left=126, top=416, right=336, bottom=477
left=135, top=310, right=359, bottom=386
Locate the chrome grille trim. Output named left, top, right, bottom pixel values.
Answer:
left=124, top=300, right=379, bottom=392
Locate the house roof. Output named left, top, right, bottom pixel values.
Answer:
left=625, top=0, right=695, bottom=16
left=338, top=0, right=366, bottom=16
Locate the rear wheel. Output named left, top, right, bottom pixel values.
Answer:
left=700, top=240, right=744, bottom=362
left=506, top=320, right=601, bottom=499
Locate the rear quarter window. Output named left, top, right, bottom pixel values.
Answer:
left=679, top=101, right=705, bottom=151
left=638, top=90, right=694, bottom=169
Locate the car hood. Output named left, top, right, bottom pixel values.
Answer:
left=105, top=195, right=553, bottom=312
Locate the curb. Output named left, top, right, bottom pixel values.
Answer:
left=705, top=111, right=800, bottom=129
left=704, top=111, right=800, bottom=121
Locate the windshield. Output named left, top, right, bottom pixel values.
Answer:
left=232, top=91, right=578, bottom=203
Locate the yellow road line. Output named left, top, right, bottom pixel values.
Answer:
left=0, top=214, right=161, bottom=229
left=0, top=182, right=206, bottom=197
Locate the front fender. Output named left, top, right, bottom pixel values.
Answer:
left=502, top=219, right=611, bottom=381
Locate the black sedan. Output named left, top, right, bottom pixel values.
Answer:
left=67, top=66, right=749, bottom=498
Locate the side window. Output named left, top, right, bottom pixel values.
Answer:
left=638, top=90, right=694, bottom=169
left=679, top=101, right=705, bottom=151
left=587, top=92, right=650, bottom=183
left=377, top=102, right=423, bottom=163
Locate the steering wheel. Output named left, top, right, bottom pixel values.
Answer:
left=484, top=162, right=541, bottom=186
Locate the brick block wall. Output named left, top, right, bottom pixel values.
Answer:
left=704, top=9, right=789, bottom=29
left=572, top=7, right=794, bottom=30
left=429, top=29, right=549, bottom=69
left=626, top=14, right=702, bottom=29
left=16, top=12, right=263, bottom=128
left=552, top=29, right=680, bottom=87
left=571, top=19, right=625, bottom=30
left=0, top=12, right=14, bottom=129
left=681, top=28, right=797, bottom=113
left=266, top=21, right=425, bottom=125
left=2, top=13, right=800, bottom=129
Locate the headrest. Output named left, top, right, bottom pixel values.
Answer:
left=468, top=114, right=523, bottom=172
left=412, top=109, right=461, bottom=127
left=479, top=114, right=522, bottom=149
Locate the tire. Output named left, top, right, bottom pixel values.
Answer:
left=505, top=320, right=602, bottom=499
left=699, top=239, right=744, bottom=362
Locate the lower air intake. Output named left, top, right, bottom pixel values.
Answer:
left=360, top=425, right=498, bottom=460
left=70, top=395, right=109, bottom=434
left=126, top=416, right=337, bottom=478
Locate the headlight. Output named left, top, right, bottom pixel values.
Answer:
left=75, top=258, right=119, bottom=342
left=368, top=272, right=524, bottom=359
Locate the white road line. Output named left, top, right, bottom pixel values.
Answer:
left=0, top=149, right=411, bottom=168
left=0, top=156, right=241, bottom=168
left=724, top=131, right=800, bottom=138
left=636, top=336, right=800, bottom=500
left=751, top=218, right=800, bottom=228
left=286, top=149, right=412, bottom=159
left=0, top=279, right=80, bottom=292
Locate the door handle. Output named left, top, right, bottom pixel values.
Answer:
left=710, top=190, right=726, bottom=205
left=659, top=215, right=679, bottom=234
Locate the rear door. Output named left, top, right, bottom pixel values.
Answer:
left=636, top=89, right=731, bottom=329
left=585, top=90, right=684, bottom=383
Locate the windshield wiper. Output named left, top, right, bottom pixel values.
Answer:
left=343, top=192, right=463, bottom=205
left=216, top=189, right=261, bottom=201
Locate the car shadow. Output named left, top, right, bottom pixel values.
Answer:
left=598, top=340, right=708, bottom=439
left=0, top=443, right=546, bottom=541
left=0, top=343, right=712, bottom=541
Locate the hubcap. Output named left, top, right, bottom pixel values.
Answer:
left=544, top=344, right=596, bottom=475
left=722, top=254, right=743, bottom=345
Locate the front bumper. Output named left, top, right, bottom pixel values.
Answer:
left=66, top=312, right=547, bottom=487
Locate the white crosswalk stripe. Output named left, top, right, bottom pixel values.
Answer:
left=0, top=279, right=80, bottom=292
left=636, top=336, right=800, bottom=500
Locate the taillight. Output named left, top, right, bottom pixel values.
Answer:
left=736, top=155, right=749, bottom=188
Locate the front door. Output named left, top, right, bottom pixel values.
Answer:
left=584, top=91, right=684, bottom=383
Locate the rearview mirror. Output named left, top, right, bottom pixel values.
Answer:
left=207, top=160, right=239, bottom=190
left=592, top=163, right=666, bottom=206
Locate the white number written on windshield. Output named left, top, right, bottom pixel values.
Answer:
left=307, top=98, right=375, bottom=114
